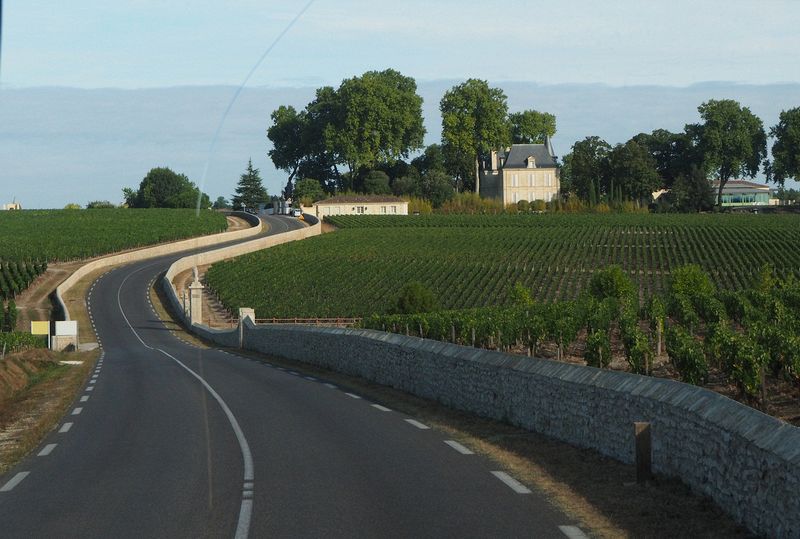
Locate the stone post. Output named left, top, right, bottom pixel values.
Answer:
left=238, top=307, right=256, bottom=348
left=634, top=422, right=652, bottom=483
left=189, top=267, right=204, bottom=326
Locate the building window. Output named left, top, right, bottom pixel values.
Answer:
left=381, top=206, right=387, bottom=214
left=391, top=206, right=397, bottom=214
left=528, top=173, right=533, bottom=187
left=512, top=192, right=519, bottom=203
left=356, top=206, right=367, bottom=214
left=529, top=192, right=534, bottom=201
left=527, top=156, right=536, bottom=168
left=511, top=174, right=518, bottom=187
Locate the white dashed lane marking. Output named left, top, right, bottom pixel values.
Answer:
left=89, top=380, right=96, bottom=384
left=444, top=440, right=474, bottom=455
left=86, top=386, right=94, bottom=391
left=37, top=444, right=57, bottom=457
left=491, top=471, right=531, bottom=494
left=71, top=407, right=83, bottom=415
left=59, top=422, right=73, bottom=433
left=0, top=472, right=30, bottom=492
left=80, top=395, right=90, bottom=402
left=345, top=393, right=362, bottom=400
left=371, top=404, right=392, bottom=412
left=304, top=376, right=317, bottom=382
left=559, top=525, right=590, bottom=539
left=405, top=419, right=430, bottom=430
left=323, top=383, right=337, bottom=389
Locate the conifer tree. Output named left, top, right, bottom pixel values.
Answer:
left=232, top=159, right=269, bottom=211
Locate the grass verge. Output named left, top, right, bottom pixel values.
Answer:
left=0, top=349, right=98, bottom=474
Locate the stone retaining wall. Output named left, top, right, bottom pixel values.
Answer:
left=191, top=321, right=800, bottom=538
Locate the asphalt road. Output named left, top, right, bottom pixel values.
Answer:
left=0, top=215, right=583, bottom=538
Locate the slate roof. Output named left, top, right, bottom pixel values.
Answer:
left=500, top=143, right=557, bottom=169
left=316, top=195, right=406, bottom=205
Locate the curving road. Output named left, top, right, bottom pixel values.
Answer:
left=0, top=215, right=581, bottom=538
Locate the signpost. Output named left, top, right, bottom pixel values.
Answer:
left=31, top=320, right=50, bottom=350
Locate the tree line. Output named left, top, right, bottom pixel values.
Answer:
left=561, top=103, right=800, bottom=211
left=267, top=71, right=555, bottom=207
left=268, top=69, right=800, bottom=211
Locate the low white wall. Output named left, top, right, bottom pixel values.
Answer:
left=55, top=211, right=262, bottom=321
left=162, top=218, right=322, bottom=325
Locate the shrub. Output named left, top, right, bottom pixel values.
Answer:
left=392, top=281, right=438, bottom=314
left=585, top=330, right=611, bottom=368
left=666, top=325, right=708, bottom=385
left=530, top=199, right=546, bottom=212
left=588, top=265, right=637, bottom=306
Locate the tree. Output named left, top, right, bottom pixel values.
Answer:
left=603, top=140, right=661, bottom=203
left=668, top=165, right=715, bottom=212
left=440, top=79, right=510, bottom=192
left=267, top=105, right=309, bottom=195
left=509, top=110, right=556, bottom=144
left=325, top=69, right=425, bottom=177
left=63, top=203, right=81, bottom=210
left=86, top=200, right=116, bottom=209
left=632, top=129, right=699, bottom=188
left=392, top=281, right=438, bottom=314
left=564, top=136, right=611, bottom=201
left=126, top=167, right=210, bottom=209
left=212, top=196, right=230, bottom=210
left=691, top=99, right=767, bottom=207
left=422, top=170, right=455, bottom=208
left=232, top=159, right=268, bottom=211
left=6, top=300, right=17, bottom=332
left=292, top=178, right=327, bottom=206
left=769, top=107, right=800, bottom=187
left=362, top=170, right=392, bottom=195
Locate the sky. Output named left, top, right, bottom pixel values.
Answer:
left=1, top=1, right=799, bottom=208
left=3, top=0, right=799, bottom=89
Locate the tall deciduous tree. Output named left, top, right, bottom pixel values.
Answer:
left=509, top=110, right=556, bottom=144
left=126, top=167, right=210, bottom=209
left=267, top=105, right=309, bottom=196
left=632, top=129, right=700, bottom=188
left=691, top=99, right=767, bottom=206
left=604, top=140, right=662, bottom=203
left=325, top=69, right=425, bottom=177
left=440, top=79, right=510, bottom=192
left=769, top=107, right=800, bottom=187
left=292, top=178, right=327, bottom=206
left=232, top=159, right=268, bottom=211
left=563, top=136, right=611, bottom=201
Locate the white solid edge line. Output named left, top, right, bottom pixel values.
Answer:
left=491, top=471, right=532, bottom=494
left=0, top=472, right=30, bottom=492
left=72, top=407, right=83, bottom=415
left=371, top=404, right=391, bottom=412
left=157, top=348, right=254, bottom=538
left=345, top=393, right=361, bottom=399
left=37, top=444, right=57, bottom=457
left=559, top=525, right=590, bottom=539
left=405, top=419, right=430, bottom=430
left=59, top=422, right=73, bottom=433
left=444, top=440, right=474, bottom=455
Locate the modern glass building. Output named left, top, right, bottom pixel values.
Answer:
left=712, top=180, right=774, bottom=206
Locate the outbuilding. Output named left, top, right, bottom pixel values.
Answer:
left=313, top=195, right=409, bottom=218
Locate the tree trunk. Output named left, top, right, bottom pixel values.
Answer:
left=474, top=158, right=481, bottom=195
left=716, top=177, right=726, bottom=207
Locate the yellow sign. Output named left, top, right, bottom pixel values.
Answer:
left=31, top=321, right=50, bottom=336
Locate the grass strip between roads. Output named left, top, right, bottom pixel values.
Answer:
left=150, top=281, right=751, bottom=538
left=0, top=349, right=98, bottom=475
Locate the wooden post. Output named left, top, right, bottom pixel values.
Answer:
left=634, top=422, right=652, bottom=483
left=451, top=324, right=456, bottom=343
left=471, top=327, right=476, bottom=347
left=760, top=366, right=767, bottom=409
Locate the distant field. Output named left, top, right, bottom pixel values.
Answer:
left=205, top=213, right=800, bottom=318
left=0, top=209, right=227, bottom=299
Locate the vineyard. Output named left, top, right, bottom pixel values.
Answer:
left=0, top=209, right=227, bottom=262
left=205, top=213, right=800, bottom=318
left=0, top=209, right=227, bottom=332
